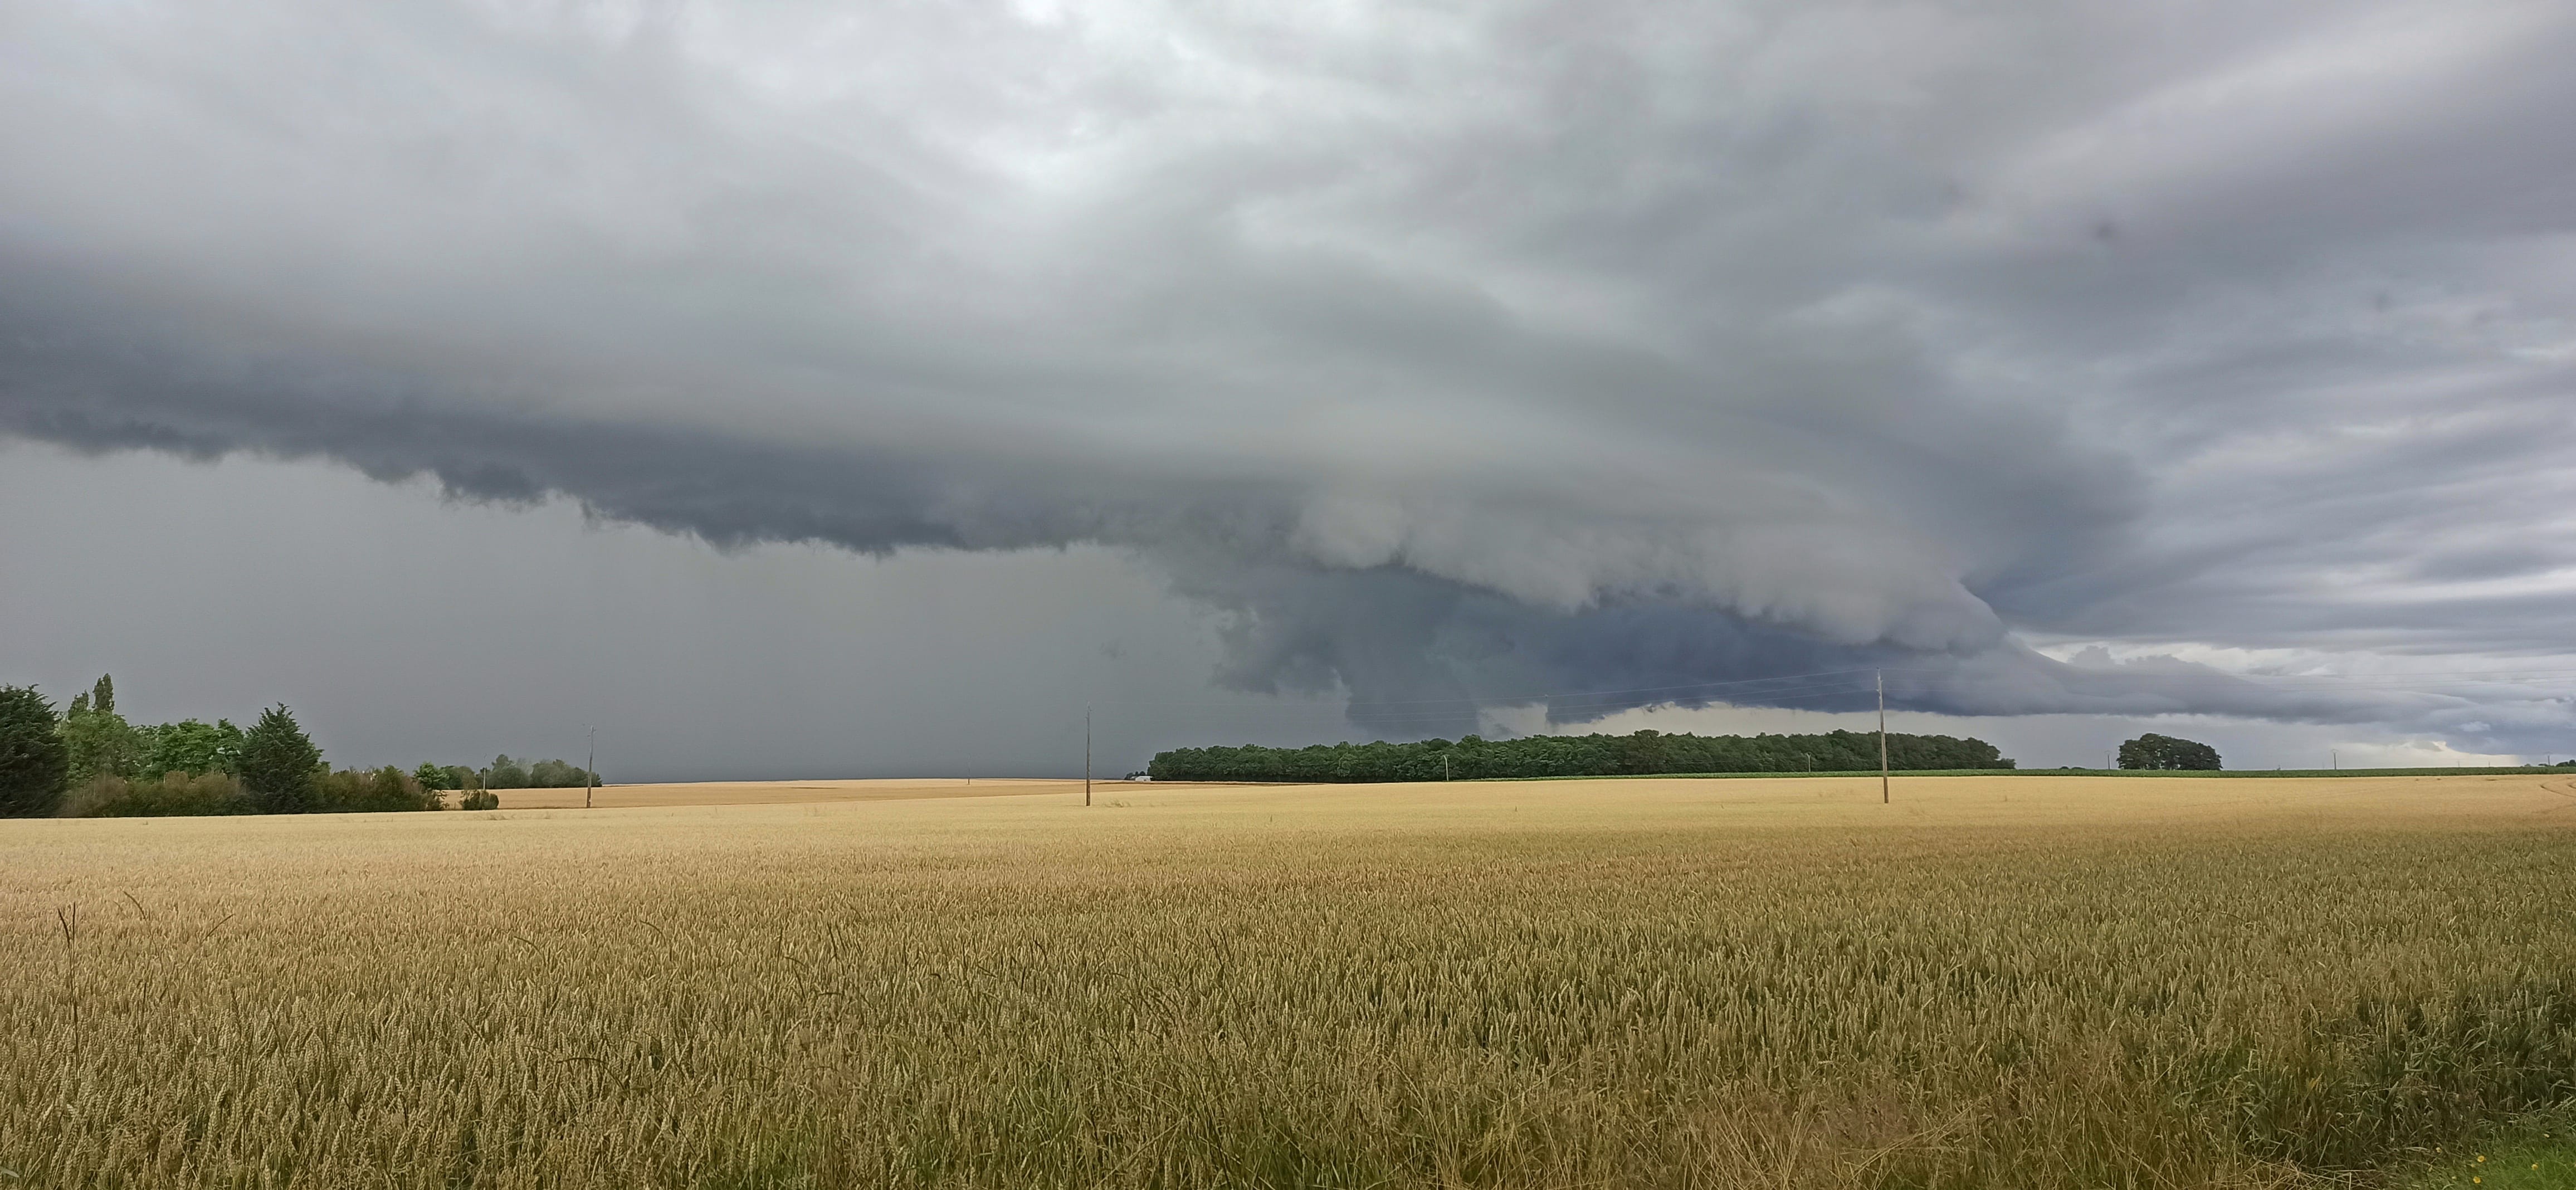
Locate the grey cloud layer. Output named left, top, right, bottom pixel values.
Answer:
left=3, top=0, right=2572, bottom=747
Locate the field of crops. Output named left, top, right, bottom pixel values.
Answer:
left=487, top=777, right=1116, bottom=810
left=6, top=773, right=2575, bottom=1188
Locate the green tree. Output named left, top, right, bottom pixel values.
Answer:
left=62, top=674, right=145, bottom=784
left=527, top=758, right=599, bottom=788
left=2117, top=733, right=2222, bottom=771
left=238, top=705, right=323, bottom=813
left=486, top=754, right=531, bottom=789
left=413, top=762, right=456, bottom=792
left=366, top=766, right=431, bottom=811
left=143, top=718, right=245, bottom=778
left=0, top=686, right=71, bottom=817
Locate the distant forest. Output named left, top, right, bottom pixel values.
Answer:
left=0, top=674, right=599, bottom=818
left=1149, top=729, right=2013, bottom=783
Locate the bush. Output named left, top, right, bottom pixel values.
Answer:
left=458, top=788, right=500, bottom=811
left=57, top=766, right=454, bottom=817
left=0, top=685, right=71, bottom=817
left=64, top=772, right=251, bottom=817
left=312, top=766, right=443, bottom=813
left=2119, top=733, right=2223, bottom=771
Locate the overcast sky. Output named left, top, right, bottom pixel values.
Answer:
left=3, top=0, right=2572, bottom=778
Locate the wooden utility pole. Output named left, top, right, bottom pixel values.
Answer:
left=1084, top=706, right=1092, bottom=807
left=586, top=726, right=596, bottom=810
left=1877, top=670, right=1890, bottom=804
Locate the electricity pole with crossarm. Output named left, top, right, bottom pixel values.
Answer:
left=1878, top=671, right=1890, bottom=804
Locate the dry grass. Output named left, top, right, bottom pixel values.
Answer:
left=6, top=774, right=2575, bottom=1188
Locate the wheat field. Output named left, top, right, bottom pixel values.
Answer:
left=6, top=773, right=2576, bottom=1188
left=489, top=777, right=1135, bottom=811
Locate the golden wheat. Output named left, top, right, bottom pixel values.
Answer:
left=6, top=774, right=2575, bottom=1188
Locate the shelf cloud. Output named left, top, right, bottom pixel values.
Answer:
left=4, top=0, right=2573, bottom=753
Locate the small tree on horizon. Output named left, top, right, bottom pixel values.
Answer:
left=0, top=686, right=71, bottom=817
left=238, top=705, right=322, bottom=813
left=486, top=754, right=530, bottom=789
left=2118, top=733, right=2222, bottom=771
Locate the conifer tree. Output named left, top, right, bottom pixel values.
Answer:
left=238, top=704, right=323, bottom=813
left=0, top=686, right=71, bottom=817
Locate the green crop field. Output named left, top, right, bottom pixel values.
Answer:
left=6, top=773, right=2575, bottom=1188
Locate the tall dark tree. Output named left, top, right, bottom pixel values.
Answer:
left=2117, top=733, right=2222, bottom=771
left=0, top=686, right=71, bottom=817
left=237, top=705, right=323, bottom=813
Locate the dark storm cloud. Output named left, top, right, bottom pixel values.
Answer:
left=3, top=0, right=2572, bottom=748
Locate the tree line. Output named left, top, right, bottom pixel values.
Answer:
left=0, top=675, right=597, bottom=818
left=1148, top=728, right=2014, bottom=783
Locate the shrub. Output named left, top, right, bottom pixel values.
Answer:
left=311, top=766, right=443, bottom=813
left=458, top=788, right=500, bottom=811
left=64, top=772, right=251, bottom=817
left=0, top=685, right=71, bottom=817
left=61, top=767, right=450, bottom=817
